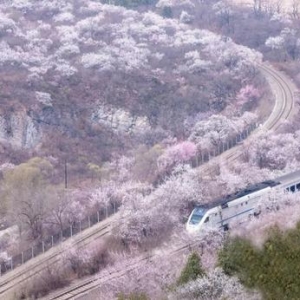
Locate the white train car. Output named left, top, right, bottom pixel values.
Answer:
left=186, top=181, right=279, bottom=233
left=276, top=170, right=300, bottom=193
left=187, top=170, right=300, bottom=234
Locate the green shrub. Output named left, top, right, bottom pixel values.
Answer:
left=177, top=252, right=205, bottom=286
left=117, top=292, right=149, bottom=300
left=218, top=223, right=300, bottom=300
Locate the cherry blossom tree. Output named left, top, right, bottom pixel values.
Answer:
left=236, top=85, right=261, bottom=111
left=212, top=1, right=233, bottom=30
left=243, top=132, right=300, bottom=170
left=90, top=180, right=152, bottom=213
left=46, top=189, right=87, bottom=233
left=63, top=239, right=109, bottom=278
left=265, top=27, right=300, bottom=60
left=180, top=11, right=193, bottom=24
left=170, top=267, right=262, bottom=300
left=157, top=141, right=197, bottom=171
left=107, top=156, right=136, bottom=183
left=115, top=165, right=205, bottom=244
left=91, top=254, right=182, bottom=299
left=189, top=115, right=239, bottom=152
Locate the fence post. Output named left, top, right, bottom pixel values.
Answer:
left=11, top=258, right=13, bottom=270
left=31, top=247, right=34, bottom=259
left=97, top=211, right=100, bottom=223
left=70, top=225, right=73, bottom=237
left=42, top=241, right=45, bottom=253
left=22, top=252, right=24, bottom=264
left=0, top=263, right=2, bottom=276
left=51, top=235, right=54, bottom=247
left=88, top=216, right=91, bottom=227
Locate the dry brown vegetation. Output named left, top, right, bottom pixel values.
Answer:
left=16, top=239, right=112, bottom=299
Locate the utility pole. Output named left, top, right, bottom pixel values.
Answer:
left=64, top=158, right=68, bottom=189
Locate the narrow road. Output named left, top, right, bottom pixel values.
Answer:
left=0, top=62, right=297, bottom=300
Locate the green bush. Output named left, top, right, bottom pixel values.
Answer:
left=219, top=223, right=300, bottom=300
left=117, top=292, right=149, bottom=300
left=177, top=252, right=205, bottom=286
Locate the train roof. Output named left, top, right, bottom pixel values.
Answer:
left=194, top=170, right=300, bottom=213
left=274, top=170, right=300, bottom=185
left=220, top=180, right=280, bottom=208
left=199, top=180, right=280, bottom=210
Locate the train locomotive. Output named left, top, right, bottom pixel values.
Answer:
left=186, top=170, right=300, bottom=233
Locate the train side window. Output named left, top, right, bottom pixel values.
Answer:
left=296, top=183, right=300, bottom=190
left=246, top=201, right=248, bottom=205
left=204, top=217, right=209, bottom=223
left=215, top=213, right=217, bottom=216
left=291, top=185, right=296, bottom=193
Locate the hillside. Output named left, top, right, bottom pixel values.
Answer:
left=2, top=0, right=300, bottom=300
left=0, top=0, right=263, bottom=174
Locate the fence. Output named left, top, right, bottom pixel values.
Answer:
left=190, top=123, right=257, bottom=168
left=0, top=203, right=119, bottom=277
left=0, top=123, right=257, bottom=277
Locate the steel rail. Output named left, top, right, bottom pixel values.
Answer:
left=0, top=219, right=115, bottom=299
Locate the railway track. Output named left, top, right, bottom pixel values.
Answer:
left=0, top=218, right=115, bottom=300
left=0, top=62, right=297, bottom=300
left=255, top=63, right=295, bottom=130
left=44, top=241, right=204, bottom=300
left=221, top=62, right=296, bottom=164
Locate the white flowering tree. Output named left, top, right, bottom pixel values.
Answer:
left=265, top=27, right=300, bottom=60
left=189, top=115, right=238, bottom=152
left=170, top=267, right=262, bottom=300
left=114, top=164, right=205, bottom=244
left=157, top=141, right=197, bottom=172
left=244, top=132, right=300, bottom=170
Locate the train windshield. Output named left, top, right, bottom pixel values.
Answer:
left=189, top=207, right=207, bottom=225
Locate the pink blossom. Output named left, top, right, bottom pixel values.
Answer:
left=236, top=85, right=261, bottom=106
left=158, top=141, right=197, bottom=169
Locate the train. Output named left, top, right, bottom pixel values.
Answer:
left=186, top=170, right=300, bottom=233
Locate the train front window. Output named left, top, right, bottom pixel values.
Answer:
left=189, top=207, right=206, bottom=225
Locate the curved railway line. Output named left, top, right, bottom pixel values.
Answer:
left=259, top=63, right=295, bottom=130
left=220, top=62, right=296, bottom=164
left=0, top=62, right=297, bottom=300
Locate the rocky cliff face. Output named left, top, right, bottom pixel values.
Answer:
left=0, top=110, right=40, bottom=149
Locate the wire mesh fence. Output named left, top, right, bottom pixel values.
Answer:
left=0, top=123, right=257, bottom=277
left=0, top=204, right=119, bottom=277
left=190, top=123, right=257, bottom=168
